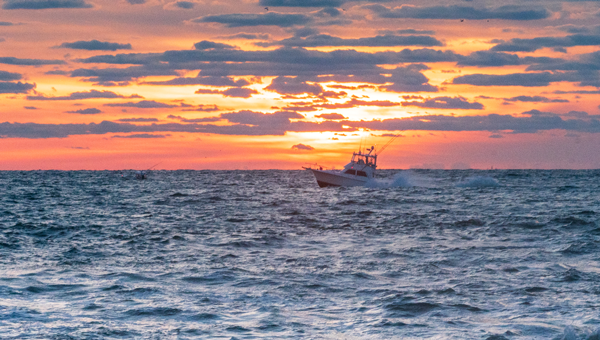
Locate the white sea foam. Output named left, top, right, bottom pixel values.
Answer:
left=456, top=176, right=500, bottom=187
left=365, top=171, right=431, bottom=188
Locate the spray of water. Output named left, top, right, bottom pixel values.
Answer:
left=365, top=171, right=435, bottom=188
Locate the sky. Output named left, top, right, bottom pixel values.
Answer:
left=1, top=0, right=600, bottom=170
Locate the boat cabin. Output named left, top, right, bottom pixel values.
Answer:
left=341, top=148, right=377, bottom=179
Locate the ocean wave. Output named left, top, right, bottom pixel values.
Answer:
left=456, top=176, right=500, bottom=187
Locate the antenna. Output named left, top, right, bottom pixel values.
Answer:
left=376, top=135, right=400, bottom=156
left=359, top=135, right=363, bottom=154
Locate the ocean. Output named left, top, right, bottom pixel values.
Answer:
left=1, top=169, right=599, bottom=339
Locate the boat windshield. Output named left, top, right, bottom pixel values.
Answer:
left=351, top=152, right=376, bottom=167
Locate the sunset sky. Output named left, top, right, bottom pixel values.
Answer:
left=1, top=0, right=600, bottom=170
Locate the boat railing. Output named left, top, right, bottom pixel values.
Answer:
left=303, top=163, right=337, bottom=171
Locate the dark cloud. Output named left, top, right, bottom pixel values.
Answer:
left=452, top=72, right=558, bottom=87
left=265, top=76, right=323, bottom=95
left=58, top=40, right=132, bottom=51
left=0, top=70, right=22, bottom=81
left=126, top=0, right=145, bottom=4
left=174, top=1, right=194, bottom=9
left=395, top=29, right=436, bottom=35
left=291, top=143, right=314, bottom=150
left=260, top=34, right=443, bottom=48
left=457, top=51, right=564, bottom=67
left=0, top=57, right=65, bottom=65
left=195, top=88, right=258, bottom=98
left=168, top=115, right=221, bottom=123
left=381, top=65, right=438, bottom=93
left=66, top=108, right=102, bottom=114
left=401, top=96, right=484, bottom=110
left=317, top=98, right=401, bottom=109
left=104, top=100, right=179, bottom=109
left=2, top=110, right=600, bottom=139
left=141, top=75, right=249, bottom=87
left=118, top=118, right=159, bottom=122
left=221, top=110, right=304, bottom=125
left=0, top=22, right=14, bottom=26
left=181, top=104, right=220, bottom=112
left=70, top=65, right=178, bottom=85
left=347, top=112, right=600, bottom=134
left=367, top=4, right=551, bottom=21
left=27, top=90, right=142, bottom=101
left=194, top=12, right=311, bottom=28
left=505, top=96, right=569, bottom=103
left=220, top=33, right=271, bottom=40
left=194, top=40, right=237, bottom=50
left=113, top=134, right=168, bottom=138
left=260, top=0, right=343, bottom=7
left=24, top=106, right=38, bottom=110
left=3, top=0, right=93, bottom=9
left=491, top=34, right=600, bottom=52
left=315, top=113, right=346, bottom=120
left=0, top=81, right=36, bottom=94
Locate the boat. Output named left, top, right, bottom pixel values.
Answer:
left=304, top=146, right=377, bottom=187
left=303, top=135, right=399, bottom=187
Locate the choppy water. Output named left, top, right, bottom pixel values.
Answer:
left=1, top=170, right=600, bottom=339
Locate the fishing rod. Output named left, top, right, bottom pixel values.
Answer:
left=376, top=135, right=400, bottom=156
left=146, top=162, right=162, bottom=171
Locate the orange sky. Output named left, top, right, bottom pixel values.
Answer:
left=1, top=0, right=599, bottom=169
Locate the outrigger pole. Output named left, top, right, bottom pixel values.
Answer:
left=376, top=135, right=400, bottom=156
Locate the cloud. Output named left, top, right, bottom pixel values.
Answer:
left=401, top=96, right=484, bottom=110
left=505, top=96, right=569, bottom=103
left=194, top=40, right=237, bottom=50
left=142, top=75, right=249, bottom=87
left=381, top=65, right=438, bottom=93
left=317, top=98, right=401, bottom=109
left=24, top=106, right=38, bottom=110
left=117, top=117, right=159, bottom=122
left=0, top=81, right=36, bottom=94
left=112, top=133, right=168, bottom=138
left=27, top=90, right=142, bottom=101
left=3, top=0, right=93, bottom=9
left=220, top=33, right=271, bottom=40
left=181, top=104, right=221, bottom=112
left=168, top=115, right=221, bottom=123
left=58, top=40, right=132, bottom=51
left=491, top=34, right=600, bottom=52
left=291, top=143, right=314, bottom=150
left=221, top=110, right=304, bottom=125
left=195, top=88, right=258, bottom=98
left=367, top=4, right=551, bottom=21
left=0, top=70, right=22, bottom=81
left=193, top=12, right=311, bottom=28
left=347, top=112, right=600, bottom=134
left=315, top=113, right=346, bottom=120
left=70, top=65, right=178, bottom=85
left=173, top=1, right=194, bottom=9
left=104, top=100, right=179, bottom=108
left=265, top=76, right=323, bottom=95
left=457, top=51, right=564, bottom=67
left=260, top=34, right=444, bottom=48
left=0, top=22, right=14, bottom=26
left=66, top=108, right=102, bottom=114
left=261, top=0, right=343, bottom=7
left=2, top=109, right=600, bottom=139
left=126, top=0, right=145, bottom=4
left=0, top=57, right=65, bottom=65
left=452, top=72, right=558, bottom=87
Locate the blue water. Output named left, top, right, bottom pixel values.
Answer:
left=1, top=170, right=600, bottom=339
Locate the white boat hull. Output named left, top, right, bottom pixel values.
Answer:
left=309, top=169, right=369, bottom=187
